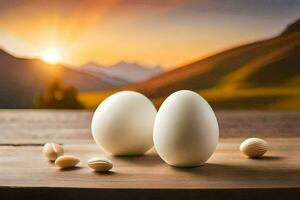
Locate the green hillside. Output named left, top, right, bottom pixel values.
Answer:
left=128, top=32, right=300, bottom=98
left=80, top=19, right=300, bottom=110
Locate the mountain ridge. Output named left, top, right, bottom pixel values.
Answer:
left=76, top=18, right=299, bottom=110
left=0, top=49, right=129, bottom=108
left=80, top=61, right=163, bottom=82
left=281, top=18, right=300, bottom=35
left=126, top=30, right=300, bottom=99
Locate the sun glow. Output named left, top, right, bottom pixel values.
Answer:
left=41, top=48, right=62, bottom=64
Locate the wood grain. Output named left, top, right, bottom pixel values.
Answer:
left=0, top=110, right=300, bottom=145
left=0, top=110, right=300, bottom=199
left=1, top=138, right=299, bottom=189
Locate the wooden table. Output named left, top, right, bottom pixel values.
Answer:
left=0, top=110, right=299, bottom=200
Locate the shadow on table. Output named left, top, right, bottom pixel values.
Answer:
left=171, top=156, right=299, bottom=179
left=92, top=171, right=117, bottom=176
left=253, top=155, right=284, bottom=161
left=111, top=153, right=162, bottom=167
left=58, top=166, right=84, bottom=171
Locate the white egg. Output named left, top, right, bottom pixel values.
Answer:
left=91, top=91, right=157, bottom=156
left=153, top=90, right=219, bottom=167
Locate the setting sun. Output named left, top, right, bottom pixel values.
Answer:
left=41, top=48, right=62, bottom=64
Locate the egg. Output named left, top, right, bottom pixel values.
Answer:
left=153, top=90, right=219, bottom=167
left=91, top=91, right=157, bottom=156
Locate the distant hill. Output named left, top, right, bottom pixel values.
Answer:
left=0, top=50, right=127, bottom=108
left=80, top=61, right=163, bottom=82
left=126, top=19, right=300, bottom=99
left=282, top=18, right=300, bottom=35
left=80, top=18, right=300, bottom=110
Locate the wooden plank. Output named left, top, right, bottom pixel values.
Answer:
left=1, top=110, right=300, bottom=199
left=1, top=187, right=300, bottom=200
left=0, top=138, right=299, bottom=190
left=0, top=110, right=300, bottom=145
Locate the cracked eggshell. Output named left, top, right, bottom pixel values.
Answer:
left=153, top=90, right=219, bottom=167
left=91, top=91, right=157, bottom=156
left=42, top=143, right=64, bottom=161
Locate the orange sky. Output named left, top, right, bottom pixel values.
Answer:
left=0, top=0, right=299, bottom=68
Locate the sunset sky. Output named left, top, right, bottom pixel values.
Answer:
left=0, top=0, right=299, bottom=69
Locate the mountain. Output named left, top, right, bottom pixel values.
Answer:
left=282, top=18, right=300, bottom=35
left=0, top=49, right=128, bottom=108
left=76, top=62, right=129, bottom=86
left=126, top=19, right=300, bottom=102
left=75, top=18, right=300, bottom=110
left=80, top=61, right=163, bottom=82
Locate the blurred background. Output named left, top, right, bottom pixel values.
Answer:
left=0, top=0, right=299, bottom=110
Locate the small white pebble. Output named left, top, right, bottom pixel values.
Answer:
left=55, top=155, right=80, bottom=168
left=88, top=157, right=113, bottom=172
left=240, top=138, right=268, bottom=158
